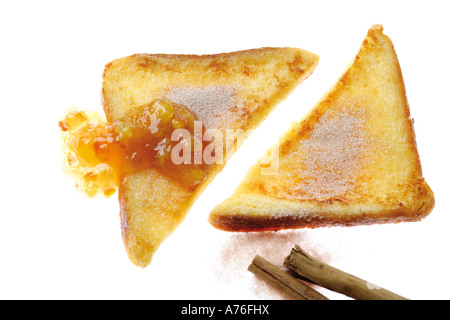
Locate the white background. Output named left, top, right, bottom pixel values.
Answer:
left=1, top=0, right=449, bottom=300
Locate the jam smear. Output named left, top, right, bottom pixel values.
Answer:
left=59, top=99, right=208, bottom=197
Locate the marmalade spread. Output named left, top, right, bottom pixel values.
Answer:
left=59, top=99, right=208, bottom=197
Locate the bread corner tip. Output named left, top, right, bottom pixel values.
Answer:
left=370, top=24, right=384, bottom=32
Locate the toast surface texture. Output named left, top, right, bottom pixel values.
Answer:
left=102, top=47, right=319, bottom=266
left=209, top=25, right=434, bottom=232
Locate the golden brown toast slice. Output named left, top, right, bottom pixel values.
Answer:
left=209, top=25, right=434, bottom=232
left=102, top=48, right=319, bottom=266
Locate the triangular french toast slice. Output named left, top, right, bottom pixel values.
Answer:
left=209, top=25, right=434, bottom=232
left=101, top=48, right=319, bottom=266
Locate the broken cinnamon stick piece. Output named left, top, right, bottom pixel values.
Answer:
left=284, top=245, right=408, bottom=300
left=248, top=255, right=328, bottom=300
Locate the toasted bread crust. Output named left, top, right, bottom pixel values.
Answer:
left=102, top=47, right=319, bottom=266
left=102, top=47, right=319, bottom=129
left=209, top=25, right=434, bottom=232
left=209, top=180, right=435, bottom=232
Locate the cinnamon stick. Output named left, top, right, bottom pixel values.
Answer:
left=284, top=245, right=408, bottom=300
left=248, top=255, right=328, bottom=300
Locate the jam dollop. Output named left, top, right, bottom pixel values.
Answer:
left=59, top=99, right=207, bottom=197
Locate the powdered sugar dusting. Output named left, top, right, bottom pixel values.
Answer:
left=292, top=108, right=369, bottom=199
left=163, top=85, right=245, bottom=129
